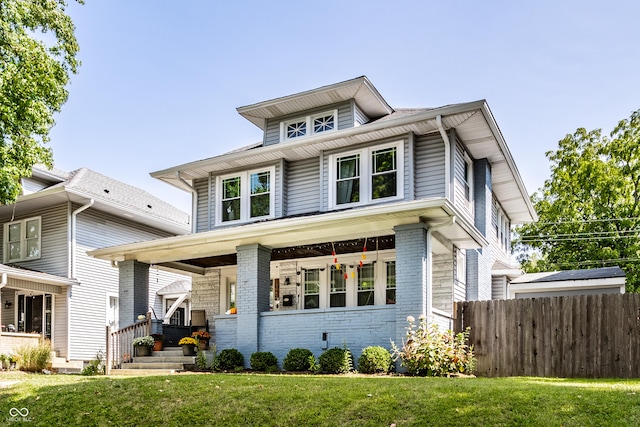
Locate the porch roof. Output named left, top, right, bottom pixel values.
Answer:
left=88, top=198, right=489, bottom=275
left=0, top=264, right=79, bottom=291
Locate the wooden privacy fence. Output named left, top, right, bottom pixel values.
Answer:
left=453, top=293, right=640, bottom=378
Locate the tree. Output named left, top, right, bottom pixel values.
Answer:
left=515, top=109, right=640, bottom=292
left=0, top=0, right=81, bottom=204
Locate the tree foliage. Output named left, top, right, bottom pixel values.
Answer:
left=0, top=0, right=81, bottom=204
left=515, top=109, right=640, bottom=291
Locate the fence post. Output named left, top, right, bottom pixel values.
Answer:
left=105, top=325, right=111, bottom=375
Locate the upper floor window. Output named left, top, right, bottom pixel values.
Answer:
left=496, top=210, right=510, bottom=251
left=329, top=141, right=404, bottom=209
left=280, top=110, right=338, bottom=142
left=462, top=153, right=474, bottom=210
left=4, top=217, right=41, bottom=262
left=217, top=167, right=275, bottom=224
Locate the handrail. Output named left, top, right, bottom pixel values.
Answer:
left=105, top=314, right=151, bottom=374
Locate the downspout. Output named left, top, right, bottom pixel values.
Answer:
left=0, top=273, right=5, bottom=338
left=177, top=171, right=198, bottom=233
left=436, top=115, right=451, bottom=199
left=68, top=199, right=94, bottom=361
left=425, top=216, right=456, bottom=319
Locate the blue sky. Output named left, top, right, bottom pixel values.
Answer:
left=49, top=0, right=639, bottom=215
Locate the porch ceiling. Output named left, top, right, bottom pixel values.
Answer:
left=89, top=198, right=488, bottom=275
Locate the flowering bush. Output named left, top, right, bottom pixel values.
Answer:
left=132, top=336, right=154, bottom=347
left=391, top=315, right=476, bottom=376
left=178, top=337, right=197, bottom=346
left=192, top=331, right=211, bottom=340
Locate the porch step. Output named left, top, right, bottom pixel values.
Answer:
left=51, top=357, right=84, bottom=374
left=110, top=347, right=196, bottom=376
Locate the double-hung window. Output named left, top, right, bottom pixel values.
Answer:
left=329, top=141, right=404, bottom=209
left=4, top=217, right=41, bottom=262
left=281, top=110, right=338, bottom=142
left=304, top=269, right=320, bottom=309
left=217, top=167, right=275, bottom=224
left=357, top=263, right=375, bottom=306
left=385, top=261, right=396, bottom=304
left=330, top=265, right=346, bottom=307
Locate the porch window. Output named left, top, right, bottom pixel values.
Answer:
left=304, top=269, right=320, bottom=309
left=330, top=265, right=346, bottom=307
left=4, top=217, right=41, bottom=262
left=329, top=141, right=404, bottom=209
left=227, top=281, right=236, bottom=311
left=17, top=293, right=52, bottom=339
left=217, top=167, right=275, bottom=224
left=357, top=263, right=375, bottom=306
left=386, top=261, right=396, bottom=304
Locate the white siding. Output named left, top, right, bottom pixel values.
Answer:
left=194, top=177, right=209, bottom=233
left=414, top=134, right=446, bottom=199
left=286, top=157, right=321, bottom=215
left=69, top=209, right=185, bottom=361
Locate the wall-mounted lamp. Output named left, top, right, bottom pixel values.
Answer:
left=284, top=277, right=290, bottom=286
left=4, top=301, right=12, bottom=309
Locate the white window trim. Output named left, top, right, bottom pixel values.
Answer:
left=215, top=167, right=276, bottom=225
left=462, top=152, right=474, bottom=212
left=328, top=141, right=404, bottom=210
left=106, top=293, right=119, bottom=330
left=3, top=216, right=42, bottom=263
left=280, top=109, right=338, bottom=142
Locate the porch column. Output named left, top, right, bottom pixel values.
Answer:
left=467, top=158, right=493, bottom=301
left=118, top=260, right=149, bottom=326
left=236, top=243, right=271, bottom=365
left=394, top=223, right=429, bottom=344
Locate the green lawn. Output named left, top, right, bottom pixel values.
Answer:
left=1, top=371, right=639, bottom=426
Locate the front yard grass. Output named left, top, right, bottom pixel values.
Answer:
left=1, top=371, right=639, bottom=426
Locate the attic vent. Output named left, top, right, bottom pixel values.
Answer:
left=103, top=189, right=110, bottom=194
left=147, top=204, right=152, bottom=209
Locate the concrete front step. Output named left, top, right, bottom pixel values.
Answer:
left=111, top=347, right=198, bottom=375
left=110, top=368, right=178, bottom=376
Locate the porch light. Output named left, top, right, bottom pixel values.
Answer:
left=284, top=277, right=290, bottom=286
left=4, top=301, right=11, bottom=309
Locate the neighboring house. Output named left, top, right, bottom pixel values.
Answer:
left=0, top=166, right=191, bottom=364
left=507, top=266, right=626, bottom=299
left=89, top=76, right=537, bottom=364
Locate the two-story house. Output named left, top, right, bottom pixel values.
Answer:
left=0, top=166, right=191, bottom=367
left=89, top=76, right=536, bottom=365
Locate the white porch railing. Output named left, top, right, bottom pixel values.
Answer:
left=105, top=315, right=151, bottom=374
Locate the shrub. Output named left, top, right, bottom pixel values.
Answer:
left=81, top=351, right=106, bottom=376
left=358, top=346, right=393, bottom=374
left=15, top=341, right=52, bottom=372
left=283, top=348, right=315, bottom=372
left=250, top=351, right=278, bottom=372
left=318, top=346, right=353, bottom=374
left=214, top=348, right=244, bottom=372
left=391, top=315, right=476, bottom=376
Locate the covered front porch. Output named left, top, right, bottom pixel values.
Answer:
left=90, top=199, right=488, bottom=366
left=0, top=265, right=78, bottom=361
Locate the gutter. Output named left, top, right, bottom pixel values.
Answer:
left=176, top=171, right=197, bottom=233
left=435, top=115, right=452, bottom=199
left=68, top=199, right=93, bottom=362
left=426, top=216, right=456, bottom=319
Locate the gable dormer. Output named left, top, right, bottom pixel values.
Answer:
left=236, top=76, right=393, bottom=146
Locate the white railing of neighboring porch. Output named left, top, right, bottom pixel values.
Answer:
left=105, top=314, right=151, bottom=375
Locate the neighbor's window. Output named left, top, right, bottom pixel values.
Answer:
left=304, top=269, right=320, bottom=309
left=386, top=261, right=396, bottom=304
left=4, top=217, right=41, bottom=262
left=330, top=141, right=403, bottom=209
left=281, top=110, right=338, bottom=142
left=217, top=168, right=274, bottom=224
left=357, top=263, right=375, bottom=306
left=330, top=265, right=346, bottom=307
